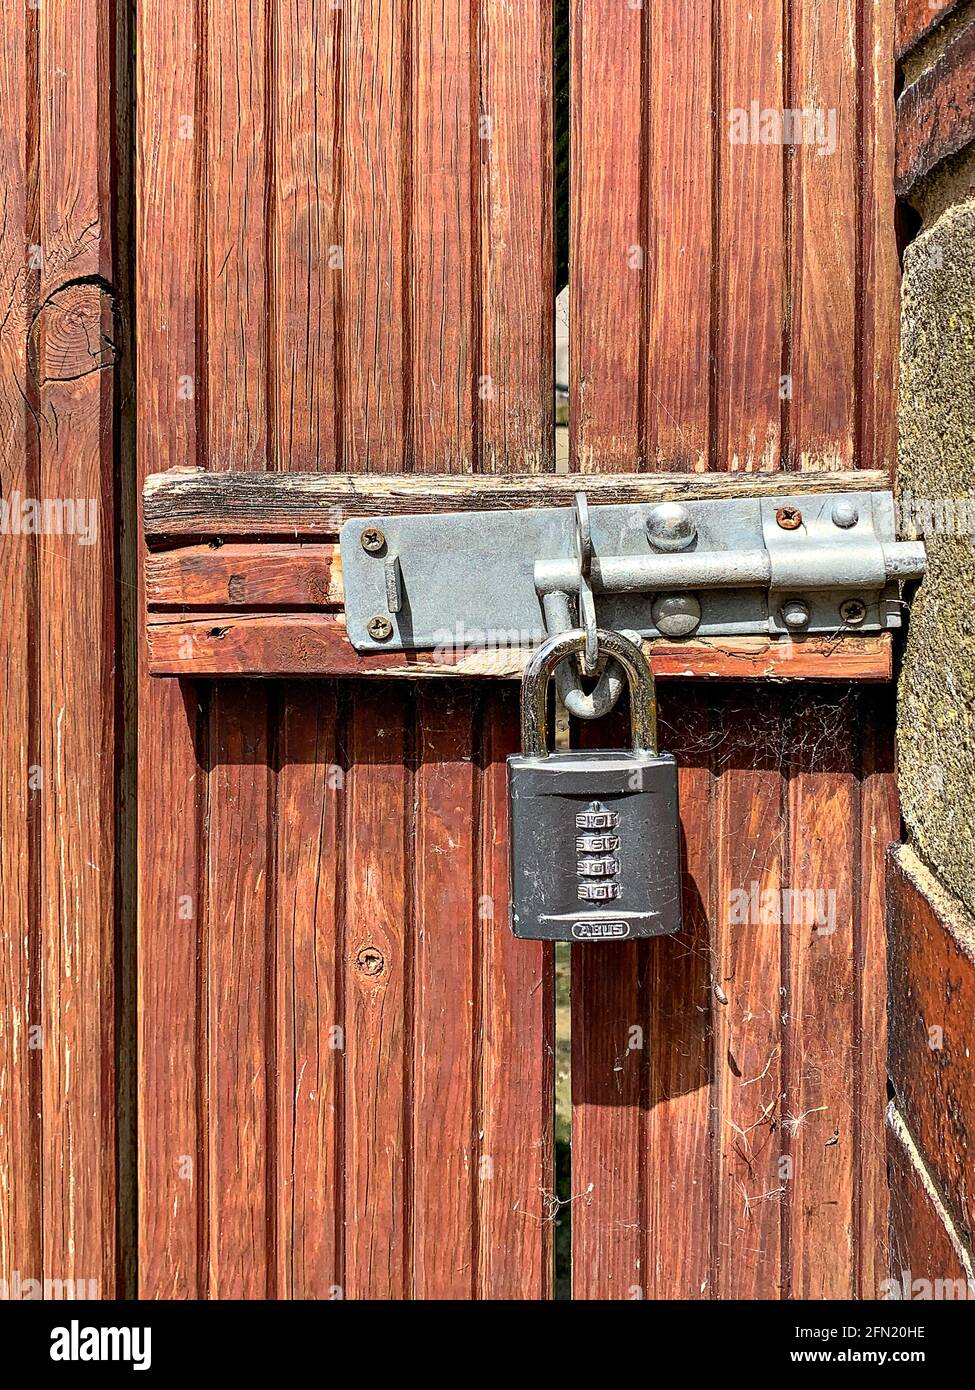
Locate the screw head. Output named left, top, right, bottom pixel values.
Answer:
left=839, top=598, right=866, bottom=626
left=366, top=614, right=393, bottom=641
left=646, top=502, right=697, bottom=552
left=780, top=598, right=811, bottom=630
left=651, top=592, right=702, bottom=637
left=360, top=526, right=387, bottom=554
left=831, top=501, right=859, bottom=529
left=776, top=505, right=803, bottom=530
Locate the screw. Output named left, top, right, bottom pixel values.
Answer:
left=776, top=506, right=803, bottom=530
left=831, top=501, right=859, bottom=529
left=360, top=526, right=386, bottom=553
left=651, top=593, right=702, bottom=637
left=646, top=502, right=697, bottom=552
left=780, top=598, right=811, bottom=630
left=839, top=598, right=866, bottom=626
left=366, top=614, right=393, bottom=641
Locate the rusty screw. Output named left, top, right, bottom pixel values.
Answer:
left=839, top=598, right=866, bottom=626
left=775, top=505, right=803, bottom=531
left=360, top=526, right=386, bottom=554
left=366, top=614, right=393, bottom=641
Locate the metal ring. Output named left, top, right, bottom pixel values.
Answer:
left=574, top=492, right=592, bottom=578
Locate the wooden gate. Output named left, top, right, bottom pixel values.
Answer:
left=0, top=0, right=900, bottom=1300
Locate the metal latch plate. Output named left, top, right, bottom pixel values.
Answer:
left=341, top=490, right=907, bottom=653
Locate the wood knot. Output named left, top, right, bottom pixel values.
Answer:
left=355, top=946, right=385, bottom=977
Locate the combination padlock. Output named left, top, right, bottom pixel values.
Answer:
left=508, top=628, right=682, bottom=942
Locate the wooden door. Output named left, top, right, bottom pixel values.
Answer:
left=133, top=0, right=900, bottom=1300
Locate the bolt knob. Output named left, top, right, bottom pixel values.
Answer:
left=646, top=502, right=697, bottom=552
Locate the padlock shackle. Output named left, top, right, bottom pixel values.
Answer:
left=521, top=628, right=658, bottom=757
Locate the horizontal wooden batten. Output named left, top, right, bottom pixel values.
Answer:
left=146, top=613, right=893, bottom=681
left=144, top=466, right=892, bottom=540
left=146, top=543, right=343, bottom=609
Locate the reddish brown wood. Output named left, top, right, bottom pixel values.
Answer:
left=784, top=694, right=857, bottom=1298
left=719, top=0, right=784, bottom=473
left=896, top=20, right=975, bottom=195
left=646, top=0, right=713, bottom=471
left=888, top=846, right=975, bottom=1246
left=790, top=0, right=857, bottom=470
left=570, top=0, right=900, bottom=1301
left=137, top=0, right=207, bottom=1299
left=146, top=544, right=342, bottom=609
left=138, top=0, right=555, bottom=1301
left=858, top=696, right=898, bottom=1297
left=37, top=0, right=120, bottom=1297
left=896, top=0, right=962, bottom=60
left=342, top=692, right=409, bottom=1299
left=0, top=0, right=42, bottom=1293
left=887, top=1107, right=972, bottom=1292
left=411, top=689, right=478, bottom=1298
left=145, top=614, right=894, bottom=682
left=273, top=687, right=343, bottom=1297
left=476, top=689, right=554, bottom=1297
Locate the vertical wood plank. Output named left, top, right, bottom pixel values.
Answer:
left=646, top=690, right=715, bottom=1299
left=571, top=709, right=647, bottom=1301
left=207, top=0, right=270, bottom=470
left=859, top=0, right=899, bottom=473
left=273, top=0, right=342, bottom=470
left=646, top=0, right=713, bottom=472
left=789, top=0, right=858, bottom=469
left=718, top=0, right=784, bottom=472
left=783, top=693, right=858, bottom=1298
left=412, top=688, right=478, bottom=1298
left=274, top=686, right=342, bottom=1298
left=479, top=0, right=554, bottom=473
left=206, top=685, right=272, bottom=1298
left=343, top=689, right=409, bottom=1299
left=570, top=0, right=644, bottom=472
left=412, top=0, right=476, bottom=472
left=857, top=694, right=897, bottom=1296
left=343, top=0, right=408, bottom=472
left=0, top=0, right=41, bottom=1292
left=204, top=0, right=274, bottom=1299
left=137, top=0, right=207, bottom=1299
left=477, top=688, right=554, bottom=1299
left=37, top=0, right=119, bottom=1296
left=712, top=695, right=785, bottom=1299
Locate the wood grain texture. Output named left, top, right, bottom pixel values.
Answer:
left=145, top=613, right=894, bottom=682
left=143, top=466, right=891, bottom=539
left=887, top=1104, right=974, bottom=1293
left=888, top=846, right=975, bottom=1246
left=36, top=0, right=121, bottom=1297
left=137, top=0, right=555, bottom=1300
left=896, top=19, right=975, bottom=195
left=895, top=0, right=963, bottom=59
left=137, top=0, right=207, bottom=1298
left=570, top=0, right=900, bottom=1300
left=0, top=0, right=41, bottom=1295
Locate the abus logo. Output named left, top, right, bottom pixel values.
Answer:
left=571, top=920, right=630, bottom=940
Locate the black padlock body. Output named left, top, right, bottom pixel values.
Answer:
left=507, top=749, right=682, bottom=942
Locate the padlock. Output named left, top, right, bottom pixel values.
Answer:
left=508, top=628, right=682, bottom=942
